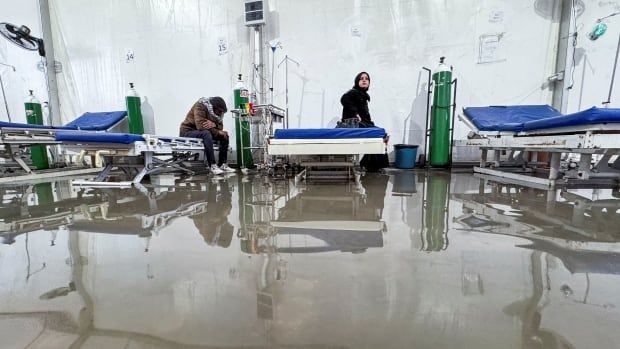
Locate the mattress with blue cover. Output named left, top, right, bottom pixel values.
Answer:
left=55, top=131, right=144, bottom=144
left=274, top=128, right=386, bottom=139
left=463, top=105, right=620, bottom=132
left=64, top=111, right=127, bottom=130
left=0, top=111, right=127, bottom=131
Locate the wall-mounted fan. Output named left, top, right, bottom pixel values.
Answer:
left=0, top=23, right=45, bottom=57
left=0, top=23, right=47, bottom=122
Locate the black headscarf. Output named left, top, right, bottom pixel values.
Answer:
left=353, top=72, right=370, bottom=101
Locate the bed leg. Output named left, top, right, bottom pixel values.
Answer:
left=531, top=151, right=538, bottom=169
left=8, top=145, right=32, bottom=173
left=480, top=149, right=488, bottom=167
left=549, top=152, right=561, bottom=180
left=95, top=164, right=113, bottom=182
left=578, top=154, right=592, bottom=180
left=133, top=152, right=153, bottom=184
left=492, top=150, right=501, bottom=168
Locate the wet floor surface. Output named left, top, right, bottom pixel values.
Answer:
left=0, top=171, right=619, bottom=348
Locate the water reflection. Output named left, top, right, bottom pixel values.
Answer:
left=0, top=173, right=618, bottom=348
left=1, top=178, right=210, bottom=248
left=453, top=180, right=620, bottom=275
left=238, top=174, right=388, bottom=255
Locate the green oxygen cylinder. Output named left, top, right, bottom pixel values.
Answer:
left=429, top=57, right=452, bottom=167
left=422, top=173, right=449, bottom=252
left=24, top=90, right=50, bottom=170
left=126, top=83, right=144, bottom=134
left=35, top=182, right=54, bottom=205
left=233, top=74, right=253, bottom=168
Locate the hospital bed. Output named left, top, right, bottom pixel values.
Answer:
left=1, top=111, right=205, bottom=185
left=59, top=131, right=204, bottom=187
left=456, top=105, right=620, bottom=186
left=267, top=127, right=387, bottom=182
left=0, top=111, right=128, bottom=173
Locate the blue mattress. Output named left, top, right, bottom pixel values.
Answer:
left=523, top=107, right=620, bottom=131
left=64, top=111, right=127, bottom=130
left=0, top=111, right=127, bottom=131
left=274, top=128, right=386, bottom=139
left=55, top=131, right=144, bottom=144
left=463, top=105, right=620, bottom=132
left=463, top=105, right=561, bottom=132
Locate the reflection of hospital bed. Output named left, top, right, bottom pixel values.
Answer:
left=270, top=220, right=385, bottom=253
left=452, top=183, right=620, bottom=274
left=1, top=182, right=209, bottom=244
left=456, top=105, right=620, bottom=186
left=267, top=128, right=387, bottom=181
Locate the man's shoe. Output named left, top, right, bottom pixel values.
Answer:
left=210, top=165, right=224, bottom=175
left=219, top=164, right=236, bottom=173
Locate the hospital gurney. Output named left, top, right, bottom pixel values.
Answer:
left=57, top=131, right=204, bottom=187
left=0, top=111, right=128, bottom=173
left=456, top=105, right=620, bottom=186
left=267, top=128, right=387, bottom=181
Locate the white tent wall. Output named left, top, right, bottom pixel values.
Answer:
left=3, top=1, right=564, bottom=162
left=49, top=0, right=249, bottom=136
left=270, top=0, right=560, bottom=161
left=47, top=0, right=561, bottom=162
left=564, top=1, right=620, bottom=113
left=0, top=0, right=49, bottom=124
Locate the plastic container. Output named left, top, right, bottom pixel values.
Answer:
left=394, top=144, right=418, bottom=169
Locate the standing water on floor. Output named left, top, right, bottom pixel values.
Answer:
left=0, top=172, right=619, bottom=348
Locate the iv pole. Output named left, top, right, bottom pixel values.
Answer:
left=277, top=55, right=299, bottom=129
left=589, top=11, right=620, bottom=106
left=603, top=33, right=620, bottom=106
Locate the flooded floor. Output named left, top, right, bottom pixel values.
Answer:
left=0, top=171, right=619, bottom=348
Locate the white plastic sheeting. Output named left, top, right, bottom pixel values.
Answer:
left=0, top=0, right=49, bottom=124
left=564, top=1, right=620, bottom=113
left=4, top=0, right=561, bottom=160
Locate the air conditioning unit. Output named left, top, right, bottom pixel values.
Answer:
left=244, top=0, right=265, bottom=26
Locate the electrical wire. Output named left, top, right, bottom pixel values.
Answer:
left=567, top=0, right=578, bottom=90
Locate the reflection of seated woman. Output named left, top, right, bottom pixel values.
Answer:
left=191, top=182, right=233, bottom=248
left=340, top=72, right=389, bottom=172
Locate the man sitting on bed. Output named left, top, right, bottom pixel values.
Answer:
left=179, top=96, right=236, bottom=175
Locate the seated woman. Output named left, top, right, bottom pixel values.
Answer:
left=340, top=72, right=388, bottom=172
left=340, top=71, right=374, bottom=127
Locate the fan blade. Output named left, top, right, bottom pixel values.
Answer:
left=12, top=36, right=37, bottom=51
left=0, top=22, right=40, bottom=52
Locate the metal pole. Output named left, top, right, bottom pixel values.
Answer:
left=277, top=55, right=299, bottom=130
left=0, top=75, right=10, bottom=122
left=0, top=62, right=16, bottom=121
left=449, top=78, right=458, bottom=166
left=38, top=0, right=62, bottom=126
left=285, top=56, right=288, bottom=129
left=604, top=33, right=620, bottom=106
left=422, top=67, right=432, bottom=167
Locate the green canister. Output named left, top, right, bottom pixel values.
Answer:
left=429, top=57, right=452, bottom=167
left=126, top=83, right=144, bottom=134
left=233, top=74, right=253, bottom=168
left=24, top=90, right=49, bottom=169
